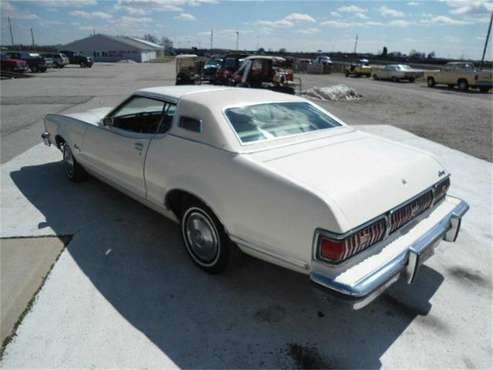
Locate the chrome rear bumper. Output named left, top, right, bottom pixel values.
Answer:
left=311, top=199, right=469, bottom=309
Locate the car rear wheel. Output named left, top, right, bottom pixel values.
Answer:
left=409, top=77, right=415, bottom=83
left=181, top=200, right=231, bottom=274
left=62, top=143, right=87, bottom=182
left=392, top=76, right=399, bottom=82
left=373, top=74, right=379, bottom=80
left=458, top=79, right=469, bottom=91
left=479, top=87, right=490, bottom=93
left=427, top=77, right=435, bottom=87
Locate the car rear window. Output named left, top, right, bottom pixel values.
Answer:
left=225, top=102, right=341, bottom=144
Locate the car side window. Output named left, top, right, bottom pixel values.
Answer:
left=109, top=96, right=166, bottom=134
left=179, top=116, right=202, bottom=133
left=157, top=102, right=176, bottom=133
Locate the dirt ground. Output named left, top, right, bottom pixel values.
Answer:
left=299, top=73, right=493, bottom=162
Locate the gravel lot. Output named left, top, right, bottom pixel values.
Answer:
left=299, top=73, right=493, bottom=162
left=1, top=61, right=491, bottom=162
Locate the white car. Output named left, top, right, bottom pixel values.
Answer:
left=373, top=64, right=424, bottom=82
left=41, top=86, right=468, bottom=308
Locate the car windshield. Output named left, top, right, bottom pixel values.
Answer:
left=398, top=65, right=413, bottom=70
left=225, top=102, right=341, bottom=144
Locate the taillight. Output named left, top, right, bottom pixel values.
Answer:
left=319, top=237, right=346, bottom=262
left=317, top=218, right=387, bottom=264
left=287, top=71, right=293, bottom=81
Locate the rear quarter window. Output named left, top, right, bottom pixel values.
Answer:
left=179, top=116, right=202, bottom=133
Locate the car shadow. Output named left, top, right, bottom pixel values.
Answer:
left=10, top=161, right=446, bottom=369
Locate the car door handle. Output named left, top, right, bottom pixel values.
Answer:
left=134, top=142, right=144, bottom=151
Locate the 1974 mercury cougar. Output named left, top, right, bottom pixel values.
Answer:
left=42, top=86, right=468, bottom=308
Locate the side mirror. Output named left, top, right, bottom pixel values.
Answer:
left=102, top=116, right=113, bottom=126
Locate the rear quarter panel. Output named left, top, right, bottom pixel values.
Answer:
left=145, top=134, right=342, bottom=272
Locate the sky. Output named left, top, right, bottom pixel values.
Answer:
left=1, top=0, right=492, bottom=60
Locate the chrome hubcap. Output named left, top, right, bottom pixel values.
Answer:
left=63, top=145, right=74, bottom=177
left=185, top=211, right=218, bottom=263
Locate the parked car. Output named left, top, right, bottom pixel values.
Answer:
left=424, top=62, right=492, bottom=92
left=42, top=52, right=69, bottom=68
left=214, top=53, right=248, bottom=85
left=0, top=52, right=28, bottom=73
left=202, top=58, right=222, bottom=82
left=313, top=55, right=333, bottom=65
left=231, top=55, right=297, bottom=94
left=41, top=86, right=468, bottom=309
left=59, top=50, right=93, bottom=68
left=345, top=62, right=372, bottom=77
left=372, top=64, right=424, bottom=82
left=175, top=54, right=205, bottom=85
left=5, top=51, right=47, bottom=72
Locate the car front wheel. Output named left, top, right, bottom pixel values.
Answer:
left=181, top=200, right=231, bottom=274
left=427, top=77, right=435, bottom=87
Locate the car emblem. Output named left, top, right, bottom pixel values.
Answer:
left=410, top=204, right=419, bottom=217
left=438, top=170, right=446, bottom=177
left=401, top=179, right=407, bottom=185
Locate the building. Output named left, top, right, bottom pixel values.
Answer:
left=63, top=34, right=163, bottom=62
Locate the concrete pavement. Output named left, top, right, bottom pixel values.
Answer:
left=0, top=125, right=491, bottom=368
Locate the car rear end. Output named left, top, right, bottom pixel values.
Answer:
left=310, top=177, right=467, bottom=308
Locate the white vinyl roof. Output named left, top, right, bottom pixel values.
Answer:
left=134, top=86, right=344, bottom=153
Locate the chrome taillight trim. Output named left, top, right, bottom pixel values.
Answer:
left=314, top=176, right=451, bottom=265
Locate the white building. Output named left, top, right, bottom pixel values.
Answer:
left=63, top=34, right=163, bottom=63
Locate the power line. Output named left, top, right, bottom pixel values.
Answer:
left=30, top=28, right=35, bottom=47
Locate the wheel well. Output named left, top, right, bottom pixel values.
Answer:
left=54, top=135, right=65, bottom=149
left=457, top=78, right=468, bottom=84
left=165, top=190, right=204, bottom=219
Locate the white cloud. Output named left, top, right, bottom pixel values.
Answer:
left=70, top=10, right=112, bottom=19
left=421, top=15, right=471, bottom=25
left=379, top=6, right=405, bottom=17
left=256, top=13, right=316, bottom=29
left=284, top=13, right=316, bottom=23
left=337, top=5, right=367, bottom=14
left=116, top=0, right=217, bottom=13
left=441, top=0, right=493, bottom=15
left=175, top=12, right=196, bottom=21
left=35, top=0, right=97, bottom=7
left=330, top=11, right=341, bottom=17
left=298, top=27, right=320, bottom=34
left=388, top=19, right=410, bottom=27
left=1, top=1, right=39, bottom=19
left=407, top=1, right=420, bottom=5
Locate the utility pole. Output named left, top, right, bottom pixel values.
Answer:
left=236, top=31, right=239, bottom=50
left=481, top=12, right=493, bottom=66
left=8, top=16, right=14, bottom=45
left=30, top=28, right=35, bottom=47
left=210, top=29, right=213, bottom=50
left=353, top=34, right=358, bottom=54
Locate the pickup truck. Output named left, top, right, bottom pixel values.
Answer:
left=424, top=62, right=492, bottom=92
left=5, top=51, right=47, bottom=72
left=59, top=50, right=93, bottom=68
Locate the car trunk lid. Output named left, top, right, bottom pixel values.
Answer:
left=249, top=130, right=446, bottom=231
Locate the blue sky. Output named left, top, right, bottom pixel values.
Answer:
left=1, top=0, right=492, bottom=59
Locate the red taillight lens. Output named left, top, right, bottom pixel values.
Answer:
left=319, top=237, right=346, bottom=263
left=318, top=218, right=387, bottom=264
